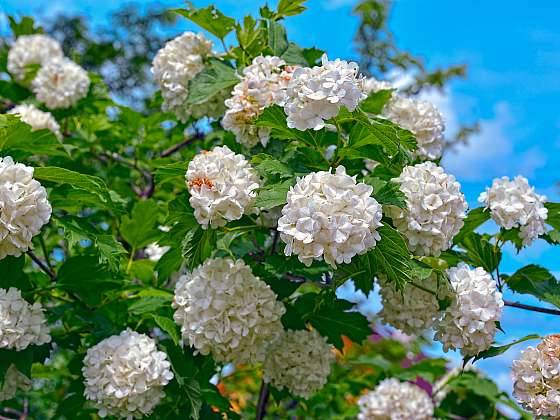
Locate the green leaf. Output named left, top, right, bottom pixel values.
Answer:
left=0, top=80, right=31, bottom=102
left=545, top=202, right=560, bottom=230
left=360, top=89, right=394, bottom=114
left=57, top=256, right=121, bottom=305
left=153, top=315, right=181, bottom=345
left=507, top=265, right=560, bottom=308
left=369, top=224, right=412, bottom=289
left=120, top=199, right=162, bottom=249
left=277, top=0, right=308, bottom=17
left=372, top=181, right=406, bottom=209
left=56, top=216, right=126, bottom=271
left=174, top=5, right=235, bottom=40
left=298, top=294, right=370, bottom=349
left=129, top=296, right=170, bottom=315
left=182, top=227, right=216, bottom=270
left=155, top=247, right=184, bottom=283
left=255, top=105, right=300, bottom=141
left=458, top=233, right=501, bottom=273
left=0, top=256, right=31, bottom=291
left=0, top=347, right=34, bottom=380
left=267, top=20, right=289, bottom=56
left=368, top=117, right=417, bottom=152
left=0, top=115, right=67, bottom=157
left=254, top=179, right=292, bottom=209
left=8, top=16, right=42, bottom=37
left=34, top=166, right=125, bottom=215
left=466, top=334, right=540, bottom=364
left=281, top=43, right=323, bottom=66
left=186, top=59, right=238, bottom=106
left=454, top=207, right=491, bottom=244
left=251, top=154, right=293, bottom=179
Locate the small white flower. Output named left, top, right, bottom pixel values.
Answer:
left=32, top=57, right=90, bottom=109
left=145, top=243, right=170, bottom=262
left=185, top=145, right=261, bottom=228
left=0, top=364, right=32, bottom=402
left=263, top=329, right=335, bottom=399
left=364, top=77, right=393, bottom=94
left=284, top=54, right=366, bottom=131
left=151, top=32, right=217, bottom=122
left=357, top=378, right=434, bottom=420
left=378, top=272, right=444, bottom=336
left=8, top=104, right=62, bottom=139
left=388, top=162, right=467, bottom=256
left=172, top=258, right=285, bottom=364
left=0, top=157, right=52, bottom=259
left=7, top=34, right=63, bottom=82
left=82, top=329, right=173, bottom=419
left=223, top=56, right=296, bottom=148
left=435, top=263, right=503, bottom=356
left=0, top=287, right=51, bottom=351
left=479, top=175, right=548, bottom=246
left=512, top=335, right=560, bottom=418
left=381, top=94, right=445, bottom=161
left=278, top=166, right=383, bottom=267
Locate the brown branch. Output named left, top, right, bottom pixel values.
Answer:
left=256, top=381, right=270, bottom=420
left=159, top=137, right=195, bottom=157
left=27, top=250, right=56, bottom=281
left=504, top=300, right=560, bottom=316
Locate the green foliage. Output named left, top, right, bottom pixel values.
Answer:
left=186, top=59, right=238, bottom=105
left=175, top=4, right=236, bottom=40
left=505, top=265, right=560, bottom=308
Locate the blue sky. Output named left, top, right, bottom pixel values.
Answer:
left=3, top=0, right=560, bottom=404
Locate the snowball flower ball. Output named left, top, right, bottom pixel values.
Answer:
left=82, top=329, right=173, bottom=419
left=172, top=258, right=285, bottom=364
left=0, top=364, right=32, bottom=402
left=32, top=57, right=90, bottom=109
left=357, top=378, right=434, bottom=420
left=8, top=104, right=62, bottom=139
left=151, top=32, right=215, bottom=122
left=0, top=156, right=52, bottom=259
left=382, top=94, right=445, bottom=160
left=479, top=175, right=548, bottom=246
left=185, top=145, right=260, bottom=228
left=278, top=166, right=383, bottom=267
left=0, top=287, right=51, bottom=350
left=364, top=77, right=393, bottom=94
left=435, top=263, right=503, bottom=356
left=284, top=54, right=366, bottom=131
left=223, top=55, right=295, bottom=147
left=378, top=272, right=443, bottom=336
left=512, top=335, right=560, bottom=418
left=388, top=162, right=467, bottom=256
left=7, top=34, right=63, bottom=82
left=263, top=329, right=335, bottom=399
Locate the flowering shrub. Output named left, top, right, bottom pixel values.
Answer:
left=0, top=1, right=558, bottom=419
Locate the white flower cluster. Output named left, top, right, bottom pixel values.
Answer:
left=7, top=34, right=63, bottom=82
left=378, top=273, right=443, bottom=336
left=172, top=258, right=285, bottom=364
left=381, top=95, right=445, bottom=160
left=223, top=55, right=295, bottom=147
left=185, top=145, right=260, bottom=228
left=364, top=77, right=393, bottom=94
left=284, top=54, right=366, bottom=131
left=151, top=32, right=216, bottom=122
left=278, top=166, right=383, bottom=267
left=388, top=162, right=467, bottom=256
left=82, top=330, right=173, bottom=419
left=0, top=364, right=32, bottom=402
left=32, top=57, right=90, bottom=109
left=357, top=378, right=434, bottom=420
left=263, top=329, right=335, bottom=399
left=479, top=175, right=548, bottom=246
left=0, top=157, right=51, bottom=259
left=512, top=335, right=560, bottom=418
left=0, top=287, right=51, bottom=350
left=435, top=264, right=503, bottom=356
left=8, top=104, right=62, bottom=139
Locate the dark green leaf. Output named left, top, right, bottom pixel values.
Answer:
left=153, top=315, right=181, bottom=345
left=372, top=181, right=406, bottom=209
left=0, top=256, right=31, bottom=291
left=277, top=0, right=308, bottom=17
left=174, top=5, right=235, bottom=40
left=360, top=89, right=394, bottom=114
left=507, top=265, right=560, bottom=308
left=454, top=208, right=491, bottom=244
left=182, top=227, right=216, bottom=270
left=186, top=59, right=238, bottom=106
left=267, top=20, right=289, bottom=56
left=254, top=179, right=292, bottom=209
left=466, top=334, right=541, bottom=364
left=251, top=154, right=293, bottom=178
left=129, top=296, right=170, bottom=315
left=121, top=199, right=161, bottom=249
left=0, top=115, right=67, bottom=157
left=458, top=233, right=501, bottom=273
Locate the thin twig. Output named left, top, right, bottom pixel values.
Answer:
left=256, top=381, right=270, bottom=420
left=27, top=250, right=56, bottom=281
left=504, top=300, right=560, bottom=316
left=270, top=230, right=279, bottom=255
left=38, top=235, right=53, bottom=271
left=99, top=151, right=154, bottom=198
left=159, top=137, right=195, bottom=157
